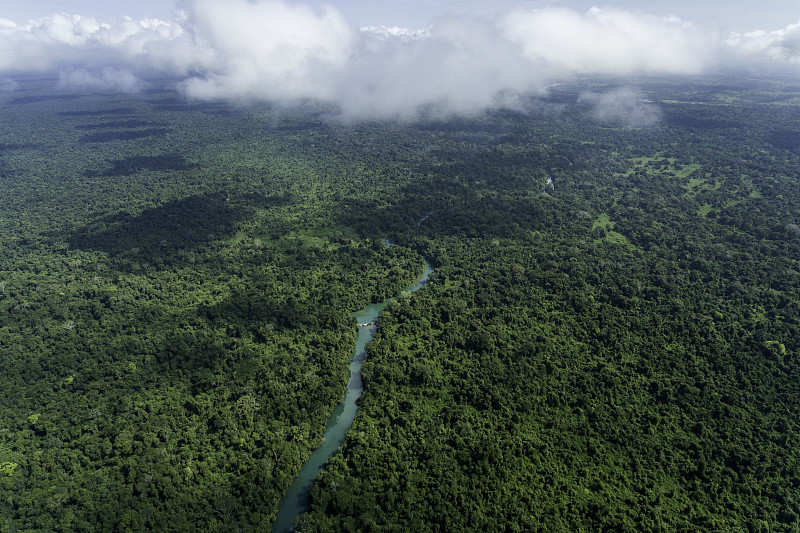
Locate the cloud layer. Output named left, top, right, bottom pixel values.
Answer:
left=504, top=7, right=711, bottom=76
left=1, top=1, right=799, bottom=117
left=58, top=67, right=146, bottom=93
left=182, top=0, right=355, bottom=101
left=726, top=21, right=800, bottom=63
left=578, top=87, right=663, bottom=127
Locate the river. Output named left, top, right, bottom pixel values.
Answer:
left=270, top=259, right=434, bottom=532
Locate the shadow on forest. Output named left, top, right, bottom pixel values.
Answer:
left=75, top=120, right=160, bottom=131
left=64, top=191, right=289, bottom=269
left=59, top=107, right=136, bottom=117
left=199, top=287, right=323, bottom=339
left=0, top=142, right=34, bottom=152
left=91, top=154, right=198, bottom=177
left=664, top=106, right=742, bottom=130
left=328, top=186, right=553, bottom=245
left=80, top=128, right=171, bottom=143
left=8, top=94, right=82, bottom=106
left=150, top=97, right=233, bottom=115
left=768, top=130, right=800, bottom=151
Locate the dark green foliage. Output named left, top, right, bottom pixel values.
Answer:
left=0, top=83, right=424, bottom=531
left=303, top=77, right=800, bottom=532
left=74, top=120, right=161, bottom=131
left=80, top=127, right=171, bottom=143
left=1, top=75, right=799, bottom=531
left=768, top=129, right=800, bottom=151
left=96, top=154, right=197, bottom=176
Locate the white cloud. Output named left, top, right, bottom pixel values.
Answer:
left=502, top=7, right=712, bottom=75
left=579, top=87, right=662, bottom=127
left=58, top=67, right=146, bottom=93
left=726, top=20, right=800, bottom=62
left=0, top=12, right=193, bottom=72
left=359, top=25, right=429, bottom=40
left=0, top=78, right=18, bottom=91
left=0, top=2, right=798, bottom=118
left=334, top=17, right=543, bottom=119
left=0, top=18, right=18, bottom=31
left=181, top=0, right=357, bottom=101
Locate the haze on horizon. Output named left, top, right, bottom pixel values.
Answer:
left=1, top=0, right=799, bottom=118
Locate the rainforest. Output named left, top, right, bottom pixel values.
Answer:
left=0, top=75, right=799, bottom=532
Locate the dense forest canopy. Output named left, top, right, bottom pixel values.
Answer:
left=0, top=74, right=799, bottom=531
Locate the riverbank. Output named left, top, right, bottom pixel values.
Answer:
left=271, top=259, right=433, bottom=533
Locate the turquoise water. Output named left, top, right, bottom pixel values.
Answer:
left=271, top=260, right=433, bottom=532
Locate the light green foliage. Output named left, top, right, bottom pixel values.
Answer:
left=591, top=212, right=613, bottom=230
left=0, top=462, right=17, bottom=477
left=592, top=213, right=635, bottom=248
left=765, top=340, right=787, bottom=357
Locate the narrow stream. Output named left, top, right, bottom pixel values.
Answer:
left=271, top=260, right=434, bottom=533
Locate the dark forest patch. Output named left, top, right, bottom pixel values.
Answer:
left=768, top=129, right=800, bottom=150
left=80, top=128, right=170, bottom=143
left=96, top=154, right=197, bottom=177
left=59, top=107, right=136, bottom=117
left=75, top=120, right=160, bottom=131
left=9, top=94, right=81, bottom=105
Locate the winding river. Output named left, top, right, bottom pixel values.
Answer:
left=271, top=259, right=434, bottom=533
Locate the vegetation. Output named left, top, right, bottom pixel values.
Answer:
left=1, top=75, right=799, bottom=531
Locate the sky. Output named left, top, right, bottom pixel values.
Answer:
left=2, top=0, right=797, bottom=32
left=1, top=0, right=799, bottom=118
